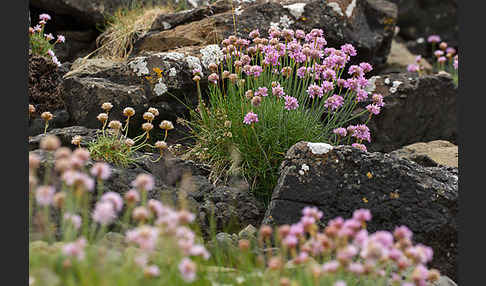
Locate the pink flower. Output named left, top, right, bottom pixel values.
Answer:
left=297, top=66, right=307, bottom=78
left=243, top=112, right=258, bottom=125
left=427, top=35, right=441, bottom=43
left=372, top=94, right=385, bottom=107
left=438, top=56, right=447, bottom=63
left=272, top=83, right=285, bottom=97
left=284, top=96, right=299, bottom=111
left=302, top=206, right=323, bottom=220
left=366, top=104, right=381, bottom=115
left=255, top=87, right=268, bottom=97
left=33, top=25, right=42, bottom=32
left=189, top=244, right=210, bottom=260
left=353, top=209, right=372, bottom=222
left=333, top=127, right=347, bottom=137
left=92, top=201, right=117, bottom=225
left=341, top=44, right=357, bottom=56
left=394, top=225, right=413, bottom=241
left=324, top=95, right=344, bottom=111
left=360, top=62, right=373, bottom=73
left=283, top=235, right=298, bottom=248
left=208, top=73, right=219, bottom=84
left=90, top=162, right=111, bottom=180
left=407, top=64, right=420, bottom=73
left=45, top=33, right=54, bottom=41
left=47, top=49, right=55, bottom=57
left=322, top=260, right=339, bottom=273
left=350, top=124, right=371, bottom=142
left=62, top=237, right=86, bottom=260
left=39, top=14, right=51, bottom=21
left=101, top=192, right=124, bottom=212
left=132, top=173, right=155, bottom=191
left=63, top=213, right=82, bottom=230
left=321, top=81, right=334, bottom=93
left=348, top=262, right=365, bottom=274
left=334, top=281, right=347, bottom=286
left=178, top=258, right=197, bottom=282
left=124, top=189, right=140, bottom=204
left=307, top=83, right=323, bottom=99
left=148, top=199, right=164, bottom=217
left=453, top=55, right=458, bottom=70
left=434, top=50, right=444, bottom=57
left=35, top=185, right=55, bottom=206
left=126, top=226, right=160, bottom=251
left=57, top=35, right=65, bottom=43
left=144, top=265, right=160, bottom=278
left=249, top=29, right=260, bottom=39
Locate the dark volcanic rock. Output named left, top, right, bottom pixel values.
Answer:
left=133, top=0, right=398, bottom=69
left=389, top=0, right=458, bottom=48
left=29, top=54, right=67, bottom=114
left=263, top=141, right=458, bottom=279
left=360, top=72, right=457, bottom=153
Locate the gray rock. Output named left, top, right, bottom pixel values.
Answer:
left=263, top=141, right=458, bottom=280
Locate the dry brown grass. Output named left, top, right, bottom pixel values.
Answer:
left=93, top=6, right=172, bottom=60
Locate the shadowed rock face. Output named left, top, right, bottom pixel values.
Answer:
left=357, top=72, right=457, bottom=153
left=133, top=0, right=397, bottom=69
left=263, top=142, right=458, bottom=280
left=389, top=0, right=458, bottom=48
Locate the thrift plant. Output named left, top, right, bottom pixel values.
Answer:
left=29, top=141, right=441, bottom=285
left=408, top=34, right=458, bottom=86
left=29, top=13, right=65, bottom=66
left=186, top=27, right=383, bottom=201
left=85, top=102, right=173, bottom=167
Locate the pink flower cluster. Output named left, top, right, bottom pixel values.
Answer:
left=258, top=207, right=440, bottom=285
left=29, top=13, right=65, bottom=67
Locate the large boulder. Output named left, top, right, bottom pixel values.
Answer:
left=133, top=0, right=398, bottom=69
left=361, top=72, right=457, bottom=152
left=263, top=142, right=458, bottom=280
left=61, top=51, right=208, bottom=142
left=29, top=126, right=98, bottom=151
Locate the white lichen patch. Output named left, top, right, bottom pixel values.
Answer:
left=345, top=0, right=357, bottom=18
left=284, top=3, right=306, bottom=19
left=163, top=52, right=185, bottom=62
left=307, top=142, right=334, bottom=155
left=154, top=78, right=168, bottom=96
left=384, top=78, right=390, bottom=85
left=168, top=67, right=177, bottom=77
left=327, top=2, right=344, bottom=17
left=271, top=14, right=295, bottom=29
left=365, top=76, right=379, bottom=94
left=301, top=164, right=310, bottom=172
left=128, top=57, right=149, bottom=76
left=162, top=21, right=171, bottom=30
left=200, top=45, right=224, bottom=69
left=186, top=56, right=202, bottom=73
left=234, top=6, right=243, bottom=16
left=416, top=37, right=425, bottom=44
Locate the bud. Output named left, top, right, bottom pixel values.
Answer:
left=71, top=135, right=82, bottom=146
left=251, top=96, right=262, bottom=107
left=29, top=104, right=36, bottom=114
left=101, top=102, right=113, bottom=111
left=123, top=107, right=135, bottom=117
left=132, top=206, right=150, bottom=221
left=53, top=192, right=67, bottom=208
left=245, top=90, right=254, bottom=99
left=439, top=42, right=448, bottom=50
left=159, top=120, right=174, bottom=130
left=143, top=112, right=155, bottom=122
left=97, top=113, right=108, bottom=123
left=208, top=63, right=218, bottom=72
left=125, top=139, right=135, bottom=147
left=155, top=141, right=168, bottom=150
left=41, top=111, right=53, bottom=121
left=239, top=239, right=250, bottom=251
left=148, top=107, right=159, bottom=116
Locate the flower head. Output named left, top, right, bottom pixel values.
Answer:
left=427, top=35, right=441, bottom=43
left=324, top=95, right=344, bottom=111
left=284, top=96, right=299, bottom=111
left=39, top=14, right=51, bottom=21
left=101, top=192, right=124, bottom=212
left=101, top=102, right=113, bottom=111
left=92, top=201, right=117, bottom=225
left=123, top=107, right=135, bottom=117
left=243, top=112, right=258, bottom=125
left=90, top=162, right=111, bottom=180
left=36, top=185, right=55, bottom=206
left=333, top=127, right=347, bottom=137
left=178, top=258, right=197, bottom=282
left=132, top=173, right=155, bottom=191
left=159, top=120, right=174, bottom=130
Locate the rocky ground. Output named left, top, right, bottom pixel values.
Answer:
left=29, top=0, right=459, bottom=284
